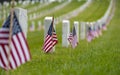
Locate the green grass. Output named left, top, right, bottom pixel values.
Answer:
left=0, top=0, right=120, bottom=75
left=22, top=2, right=40, bottom=10
left=47, top=0, right=86, bottom=17
left=28, top=0, right=86, bottom=26
left=28, top=1, right=64, bottom=15
left=70, top=0, right=110, bottom=22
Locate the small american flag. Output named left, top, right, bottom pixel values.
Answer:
left=42, top=17, right=58, bottom=53
left=68, top=25, right=78, bottom=48
left=102, top=23, right=107, bottom=31
left=0, top=12, right=31, bottom=70
left=87, top=26, right=94, bottom=42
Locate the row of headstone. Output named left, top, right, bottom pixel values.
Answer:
left=86, top=19, right=113, bottom=42
left=28, top=12, right=40, bottom=21
left=97, top=0, right=114, bottom=26
left=44, top=17, right=99, bottom=47
left=43, top=10, right=114, bottom=47
left=44, top=18, right=86, bottom=47
left=0, top=9, right=10, bottom=22
left=28, top=1, right=55, bottom=14
left=40, top=0, right=65, bottom=3
left=29, top=0, right=71, bottom=21
left=83, top=0, right=115, bottom=42
left=29, top=21, right=43, bottom=32
left=8, top=0, right=114, bottom=52
left=28, top=0, right=66, bottom=14
left=1, top=0, right=39, bottom=9
left=61, top=20, right=108, bottom=43
left=1, top=1, right=18, bottom=7
left=15, top=0, right=114, bottom=52
left=0, top=0, right=44, bottom=21
left=55, top=0, right=92, bottom=24
left=18, top=0, right=49, bottom=5
left=62, top=20, right=81, bottom=47
left=28, top=0, right=64, bottom=13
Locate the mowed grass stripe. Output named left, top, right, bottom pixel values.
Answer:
left=70, top=0, right=110, bottom=22
left=30, top=0, right=86, bottom=26
left=28, top=1, right=64, bottom=15
left=56, top=0, right=110, bottom=45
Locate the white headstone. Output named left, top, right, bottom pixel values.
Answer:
left=14, top=1, right=17, bottom=6
left=3, top=14, right=6, bottom=20
left=80, top=22, right=86, bottom=40
left=14, top=8, right=28, bottom=38
left=29, top=15, right=31, bottom=20
left=92, top=22, right=99, bottom=38
left=33, top=13, right=36, bottom=19
left=62, top=20, right=70, bottom=47
left=3, top=1, right=9, bottom=7
left=44, top=17, right=55, bottom=52
left=74, top=21, right=79, bottom=41
left=31, top=1, right=35, bottom=5
left=18, top=0, right=22, bottom=4
left=78, top=0, right=81, bottom=2
left=38, top=21, right=41, bottom=30
left=58, top=0, right=62, bottom=3
left=97, top=20, right=102, bottom=29
left=40, top=0, right=44, bottom=3
left=68, top=0, right=71, bottom=2
left=23, top=1, right=29, bottom=5
left=3, top=10, right=6, bottom=19
left=30, top=21, right=35, bottom=31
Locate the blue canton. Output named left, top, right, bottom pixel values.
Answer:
left=2, top=12, right=22, bottom=35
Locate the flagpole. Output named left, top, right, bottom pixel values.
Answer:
left=6, top=0, right=15, bottom=74
left=69, top=24, right=73, bottom=68
left=51, top=16, right=54, bottom=53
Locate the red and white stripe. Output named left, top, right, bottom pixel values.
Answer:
left=43, top=32, right=58, bottom=53
left=68, top=33, right=73, bottom=44
left=68, top=33, right=78, bottom=48
left=0, top=28, right=31, bottom=70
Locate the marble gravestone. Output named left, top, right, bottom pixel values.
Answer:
left=62, top=20, right=70, bottom=47
left=14, top=7, right=28, bottom=38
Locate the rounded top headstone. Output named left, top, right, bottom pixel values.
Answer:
left=62, top=20, right=69, bottom=23
left=74, top=21, right=79, bottom=24
left=45, top=17, right=53, bottom=20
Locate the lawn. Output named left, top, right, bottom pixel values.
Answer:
left=28, top=0, right=86, bottom=26
left=0, top=0, right=120, bottom=75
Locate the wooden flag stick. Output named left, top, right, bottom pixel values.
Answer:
left=6, top=0, right=15, bottom=74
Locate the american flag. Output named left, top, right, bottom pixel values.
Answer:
left=42, top=17, right=58, bottom=53
left=87, top=26, right=94, bottom=42
left=0, top=12, right=31, bottom=70
left=102, top=23, right=107, bottom=31
left=68, top=25, right=78, bottom=48
left=93, top=25, right=99, bottom=38
left=97, top=25, right=102, bottom=36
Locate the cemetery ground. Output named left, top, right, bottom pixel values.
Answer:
left=0, top=0, right=120, bottom=75
left=27, top=0, right=86, bottom=26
